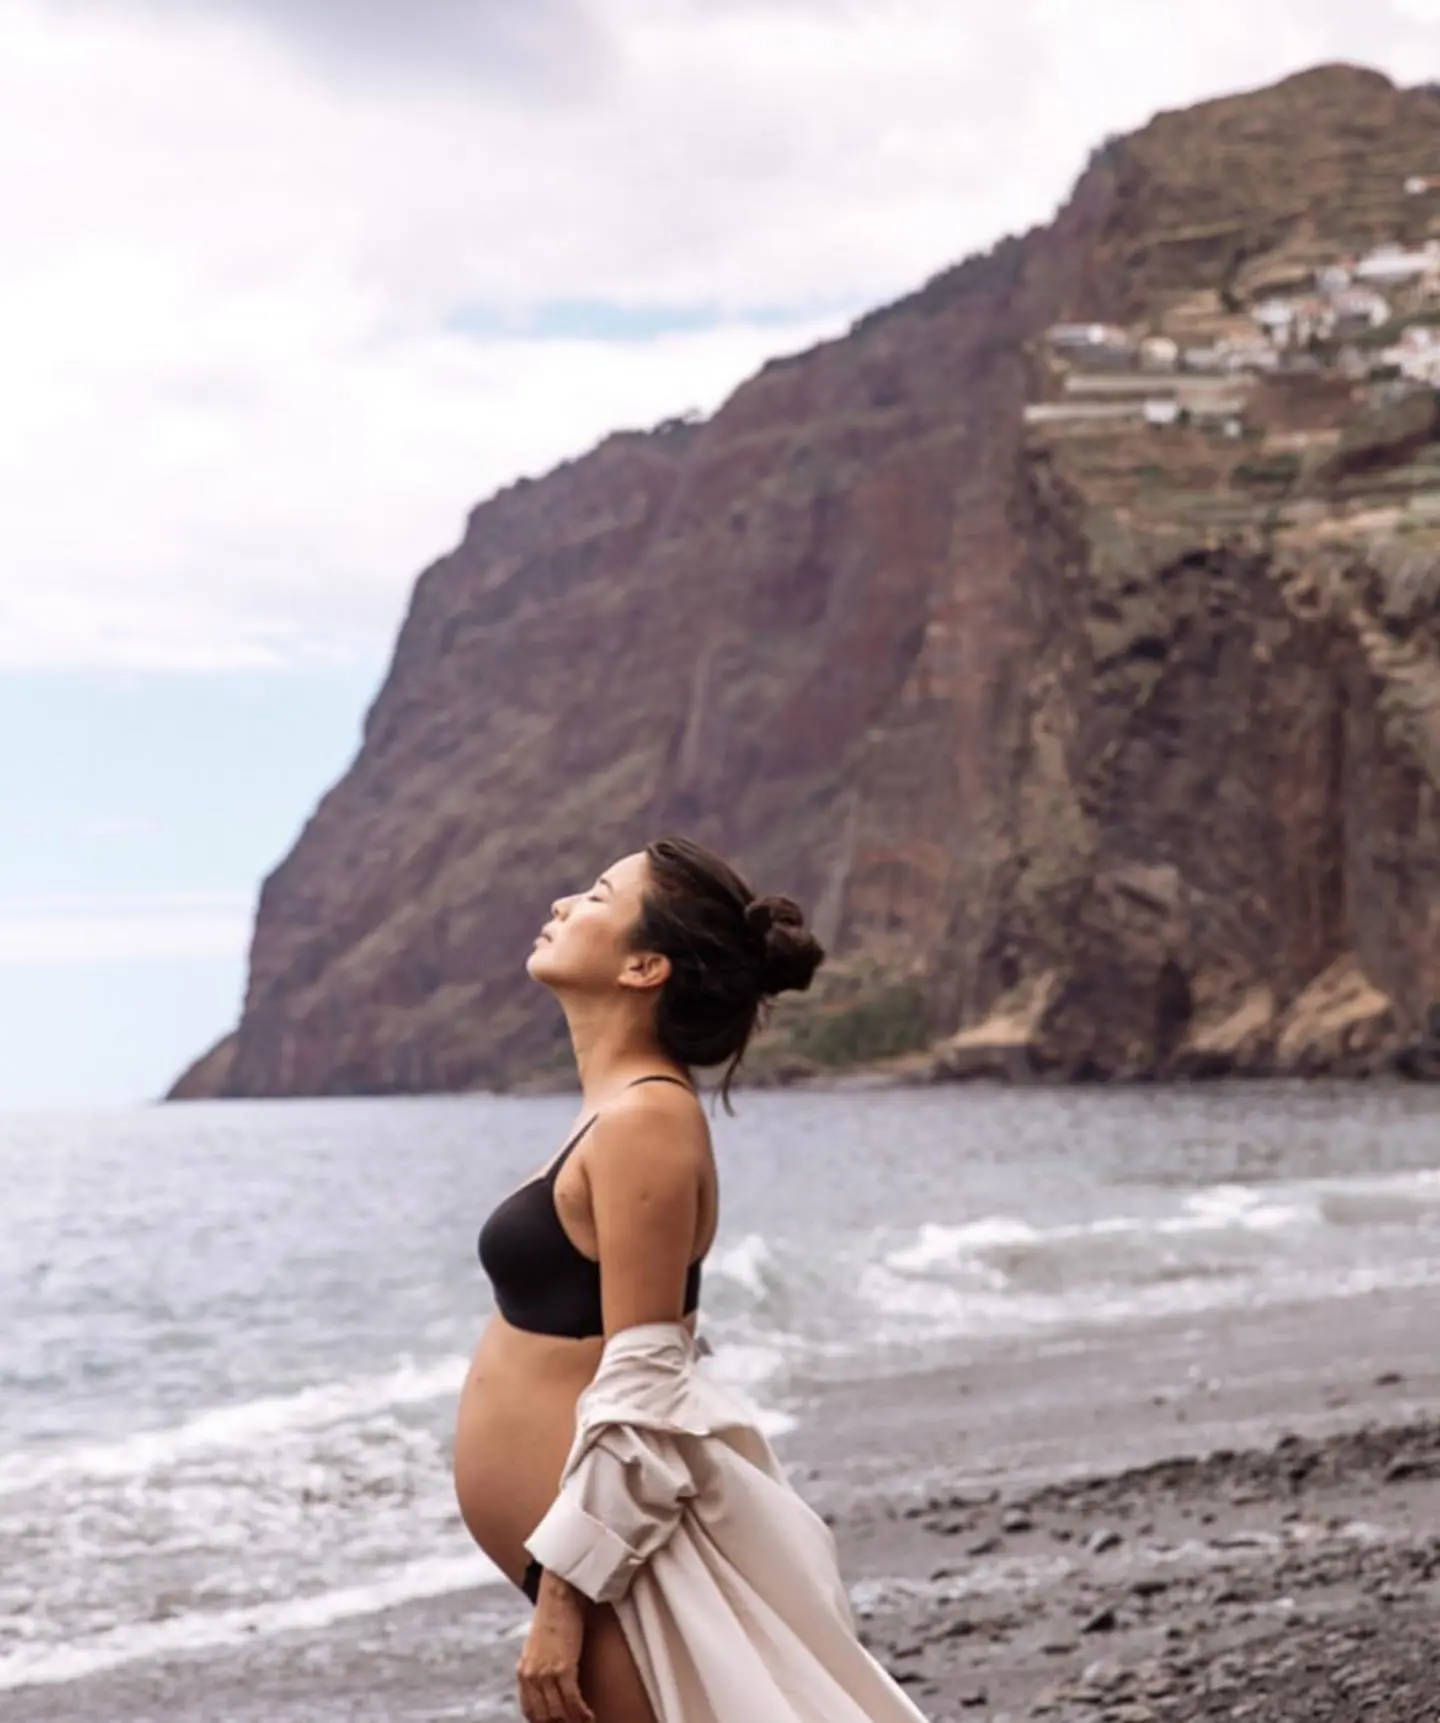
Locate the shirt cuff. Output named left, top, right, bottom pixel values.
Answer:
left=523, top=1493, right=645, bottom=1605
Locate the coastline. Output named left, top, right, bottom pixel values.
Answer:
left=796, top=1281, right=1440, bottom=1721
left=10, top=1282, right=1439, bottom=1721
left=844, top=1407, right=1440, bottom=1722
left=509, top=1063, right=1440, bottom=1101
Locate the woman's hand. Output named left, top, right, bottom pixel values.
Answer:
left=516, top=1570, right=595, bottom=1723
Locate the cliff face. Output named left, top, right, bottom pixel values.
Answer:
left=172, top=64, right=1440, bottom=1099
left=948, top=409, right=1440, bottom=1084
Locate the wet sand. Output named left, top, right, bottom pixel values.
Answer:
left=813, top=1284, right=1440, bottom=1722
left=845, top=1407, right=1440, bottom=1721
left=11, top=1284, right=1440, bottom=1721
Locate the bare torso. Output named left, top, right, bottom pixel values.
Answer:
left=453, top=1116, right=716, bottom=1589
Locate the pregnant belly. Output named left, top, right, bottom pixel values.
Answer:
left=453, top=1316, right=602, bottom=1587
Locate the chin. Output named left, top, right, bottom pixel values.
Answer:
left=525, top=945, right=559, bottom=986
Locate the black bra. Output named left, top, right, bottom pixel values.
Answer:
left=476, top=1076, right=703, bottom=1340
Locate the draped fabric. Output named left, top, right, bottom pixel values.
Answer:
left=524, top=1323, right=933, bottom=1723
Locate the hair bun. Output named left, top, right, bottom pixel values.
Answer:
left=745, top=894, right=824, bottom=997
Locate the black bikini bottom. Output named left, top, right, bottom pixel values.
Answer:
left=521, top=1557, right=543, bottom=1604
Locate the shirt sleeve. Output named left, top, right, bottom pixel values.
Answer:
left=523, top=1421, right=699, bottom=1604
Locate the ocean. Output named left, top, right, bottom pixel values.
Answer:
left=2, top=1082, right=1438, bottom=1701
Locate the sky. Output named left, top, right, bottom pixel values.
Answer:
left=2, top=0, right=1437, bottom=1111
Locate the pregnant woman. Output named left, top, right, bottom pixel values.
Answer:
left=455, top=833, right=819, bottom=1719
left=454, top=836, right=929, bottom=1723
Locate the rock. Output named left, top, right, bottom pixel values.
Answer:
left=936, top=974, right=1058, bottom=1081
left=1272, top=957, right=1398, bottom=1077
left=1173, top=986, right=1276, bottom=1077
left=167, top=67, right=1440, bottom=1103
left=1082, top=1605, right=1119, bottom=1634
left=1321, top=388, right=1440, bottom=483
left=968, top=1534, right=1005, bottom=1557
left=1002, top=1508, right=1036, bottom=1534
left=1087, top=1528, right=1124, bottom=1555
left=1395, top=1011, right=1440, bottom=1080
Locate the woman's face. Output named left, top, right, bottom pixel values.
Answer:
left=525, top=851, right=661, bottom=995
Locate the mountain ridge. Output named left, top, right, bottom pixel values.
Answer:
left=171, top=61, right=1440, bottom=1099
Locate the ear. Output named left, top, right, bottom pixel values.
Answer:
left=619, top=949, right=671, bottom=992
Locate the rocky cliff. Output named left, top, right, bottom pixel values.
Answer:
left=171, top=64, right=1440, bottom=1100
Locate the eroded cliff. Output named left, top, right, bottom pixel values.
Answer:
left=172, top=64, right=1440, bottom=1098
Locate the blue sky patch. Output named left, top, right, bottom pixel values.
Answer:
left=445, top=297, right=835, bottom=343
left=0, top=664, right=384, bottom=1108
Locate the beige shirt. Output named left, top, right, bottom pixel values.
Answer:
left=524, top=1321, right=933, bottom=1723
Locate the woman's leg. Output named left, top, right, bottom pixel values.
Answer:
left=580, top=1604, right=659, bottom=1723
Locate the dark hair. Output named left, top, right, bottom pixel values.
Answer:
left=633, top=835, right=825, bottom=1108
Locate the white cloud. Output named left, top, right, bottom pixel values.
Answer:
left=2, top=306, right=848, bottom=670
left=68, top=0, right=615, bottom=92
left=2, top=0, right=1434, bottom=670
left=0, top=893, right=255, bottom=964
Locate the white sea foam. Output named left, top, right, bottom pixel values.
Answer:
left=886, top=1188, right=1310, bottom=1285
left=702, top=1338, right=789, bottom=1389
left=0, top=1552, right=502, bottom=1692
left=0, top=1333, right=802, bottom=1692
left=887, top=1217, right=1038, bottom=1274
left=0, top=1354, right=467, bottom=1496
left=1158, top=1184, right=1306, bottom=1234
left=698, top=1231, right=807, bottom=1432
left=705, top=1231, right=777, bottom=1298
left=698, top=1340, right=799, bottom=1437
left=860, top=1168, right=1440, bottom=1341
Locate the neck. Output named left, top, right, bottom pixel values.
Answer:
left=558, top=994, right=671, bottom=1101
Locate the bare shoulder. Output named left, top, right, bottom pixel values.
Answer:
left=583, top=1080, right=710, bottom=1190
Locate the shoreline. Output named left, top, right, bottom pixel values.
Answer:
left=483, top=1069, right=1440, bottom=1107
left=8, top=1284, right=1440, bottom=1720
left=158, top=1062, right=1440, bottom=1106
left=848, top=1410, right=1440, bottom=1721
left=759, top=1061, right=1440, bottom=1094
left=794, top=1281, right=1440, bottom=1721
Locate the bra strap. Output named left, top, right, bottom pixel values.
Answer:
left=544, top=1114, right=597, bottom=1184
left=546, top=1078, right=691, bottom=1183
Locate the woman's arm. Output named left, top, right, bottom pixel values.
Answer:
left=586, top=1087, right=706, bottom=1336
